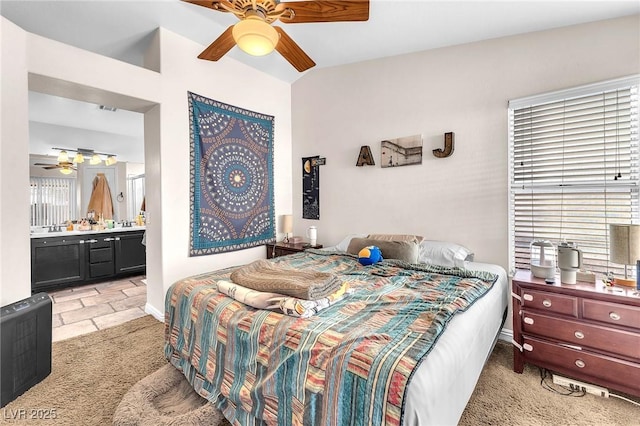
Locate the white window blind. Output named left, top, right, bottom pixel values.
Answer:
left=30, top=177, right=78, bottom=227
left=509, top=76, right=639, bottom=277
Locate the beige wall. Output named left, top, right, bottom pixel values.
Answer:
left=0, top=19, right=293, bottom=313
left=0, top=18, right=30, bottom=305
left=291, top=15, right=640, bottom=268
left=291, top=15, right=640, bottom=332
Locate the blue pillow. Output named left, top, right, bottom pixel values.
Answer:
left=358, top=245, right=383, bottom=266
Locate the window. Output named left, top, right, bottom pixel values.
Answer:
left=127, top=174, right=145, bottom=221
left=30, top=176, right=78, bottom=226
left=509, top=76, right=639, bottom=277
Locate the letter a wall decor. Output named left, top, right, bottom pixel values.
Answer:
left=189, top=92, right=275, bottom=255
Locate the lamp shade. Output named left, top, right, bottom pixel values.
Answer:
left=282, top=214, right=293, bottom=234
left=57, top=150, right=69, bottom=162
left=73, top=152, right=84, bottom=164
left=90, top=153, right=102, bottom=165
left=232, top=17, right=279, bottom=56
left=609, top=224, right=640, bottom=265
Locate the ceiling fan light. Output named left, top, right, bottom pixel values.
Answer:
left=105, top=155, right=117, bottom=166
left=57, top=150, right=69, bottom=163
left=232, top=17, right=279, bottom=56
left=59, top=167, right=74, bottom=175
left=73, top=152, right=84, bottom=164
left=90, top=153, right=102, bottom=165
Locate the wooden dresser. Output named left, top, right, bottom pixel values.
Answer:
left=265, top=242, right=323, bottom=259
left=512, top=270, right=640, bottom=397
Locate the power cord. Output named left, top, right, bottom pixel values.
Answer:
left=539, top=368, right=585, bottom=397
left=610, top=393, right=640, bottom=407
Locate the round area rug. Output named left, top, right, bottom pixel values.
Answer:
left=113, top=364, right=230, bottom=426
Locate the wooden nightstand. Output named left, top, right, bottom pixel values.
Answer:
left=265, top=242, right=323, bottom=259
left=511, top=270, right=640, bottom=397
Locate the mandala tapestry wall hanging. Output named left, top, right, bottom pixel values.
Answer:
left=189, top=92, right=275, bottom=256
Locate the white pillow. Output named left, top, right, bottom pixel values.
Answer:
left=334, top=233, right=368, bottom=252
left=418, top=240, right=474, bottom=268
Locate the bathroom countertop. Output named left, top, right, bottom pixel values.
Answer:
left=30, top=225, right=146, bottom=239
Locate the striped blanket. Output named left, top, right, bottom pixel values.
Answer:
left=164, top=250, right=497, bottom=425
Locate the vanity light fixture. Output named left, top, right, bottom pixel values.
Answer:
left=53, top=148, right=117, bottom=167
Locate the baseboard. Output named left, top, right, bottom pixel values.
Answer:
left=499, top=327, right=513, bottom=343
left=144, top=303, right=164, bottom=322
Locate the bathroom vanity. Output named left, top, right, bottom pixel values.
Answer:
left=30, top=227, right=146, bottom=293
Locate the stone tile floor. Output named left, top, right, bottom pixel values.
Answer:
left=49, top=275, right=147, bottom=342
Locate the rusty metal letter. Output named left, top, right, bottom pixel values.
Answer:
left=433, top=132, right=454, bottom=158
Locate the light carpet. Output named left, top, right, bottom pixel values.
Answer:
left=3, top=315, right=638, bottom=425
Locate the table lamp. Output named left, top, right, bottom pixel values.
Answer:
left=609, top=224, right=640, bottom=287
left=282, top=214, right=293, bottom=243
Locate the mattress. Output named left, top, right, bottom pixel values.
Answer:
left=402, top=262, right=509, bottom=425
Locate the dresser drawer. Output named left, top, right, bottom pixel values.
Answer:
left=89, top=247, right=113, bottom=263
left=522, top=311, right=640, bottom=360
left=520, top=289, right=578, bottom=317
left=582, top=299, right=640, bottom=330
left=523, top=336, right=640, bottom=393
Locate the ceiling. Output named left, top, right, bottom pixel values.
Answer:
left=3, top=0, right=638, bottom=164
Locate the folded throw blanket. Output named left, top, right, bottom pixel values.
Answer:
left=230, top=259, right=343, bottom=300
left=216, top=280, right=351, bottom=318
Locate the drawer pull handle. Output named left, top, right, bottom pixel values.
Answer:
left=574, top=331, right=584, bottom=339
left=524, top=317, right=534, bottom=325
left=609, top=312, right=621, bottom=321
left=523, top=343, right=533, bottom=352
left=575, top=359, right=586, bottom=368
left=542, top=299, right=552, bottom=308
left=523, top=294, right=533, bottom=302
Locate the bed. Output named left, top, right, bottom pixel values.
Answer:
left=164, top=238, right=509, bottom=425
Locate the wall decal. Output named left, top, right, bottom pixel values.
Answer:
left=188, top=92, right=275, bottom=256
left=381, top=134, right=423, bottom=168
left=356, top=145, right=375, bottom=166
left=433, top=132, right=455, bottom=158
left=302, top=156, right=320, bottom=220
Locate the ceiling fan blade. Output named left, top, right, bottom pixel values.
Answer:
left=34, top=163, right=56, bottom=166
left=181, top=0, right=235, bottom=13
left=43, top=166, right=61, bottom=170
left=274, top=27, right=315, bottom=72
left=278, top=1, right=369, bottom=23
left=198, top=25, right=236, bottom=61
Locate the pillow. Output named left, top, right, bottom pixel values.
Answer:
left=367, top=234, right=424, bottom=243
left=334, top=233, right=368, bottom=252
left=418, top=240, right=474, bottom=268
left=347, top=238, right=419, bottom=263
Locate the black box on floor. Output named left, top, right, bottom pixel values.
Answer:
left=1, top=293, right=52, bottom=408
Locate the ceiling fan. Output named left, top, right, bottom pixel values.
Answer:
left=34, top=161, right=77, bottom=175
left=183, top=0, right=370, bottom=72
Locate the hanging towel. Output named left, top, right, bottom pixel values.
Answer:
left=87, top=173, right=114, bottom=220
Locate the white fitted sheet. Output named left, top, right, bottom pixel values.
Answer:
left=402, top=262, right=509, bottom=426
